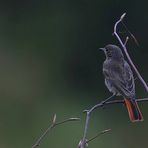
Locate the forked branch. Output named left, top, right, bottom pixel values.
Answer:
left=113, top=13, right=148, bottom=92
left=78, top=97, right=148, bottom=148
left=78, top=129, right=111, bottom=148
left=32, top=114, right=80, bottom=148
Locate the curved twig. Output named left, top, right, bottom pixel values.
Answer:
left=86, top=129, right=111, bottom=144
left=113, top=13, right=148, bottom=92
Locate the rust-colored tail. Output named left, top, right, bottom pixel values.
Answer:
left=124, top=98, right=143, bottom=122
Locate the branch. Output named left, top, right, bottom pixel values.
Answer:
left=86, top=129, right=111, bottom=144
left=113, top=13, right=148, bottom=92
left=124, top=36, right=129, bottom=46
left=80, top=95, right=114, bottom=148
left=77, top=129, right=111, bottom=148
left=98, top=97, right=148, bottom=105
left=78, top=97, right=148, bottom=148
left=32, top=114, right=80, bottom=148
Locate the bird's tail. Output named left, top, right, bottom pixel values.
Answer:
left=124, top=98, right=143, bottom=122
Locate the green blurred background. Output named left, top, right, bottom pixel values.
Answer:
left=0, top=0, right=148, bottom=148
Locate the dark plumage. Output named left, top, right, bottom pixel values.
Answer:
left=101, top=44, right=143, bottom=122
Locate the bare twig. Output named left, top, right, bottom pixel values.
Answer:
left=87, top=129, right=111, bottom=144
left=124, top=36, right=129, bottom=46
left=121, top=22, right=140, bottom=46
left=77, top=129, right=111, bottom=148
left=32, top=114, right=80, bottom=148
left=101, top=97, right=148, bottom=105
left=80, top=95, right=114, bottom=148
left=113, top=13, right=148, bottom=92
left=79, top=97, right=148, bottom=148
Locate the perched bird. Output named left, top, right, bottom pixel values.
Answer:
left=100, top=44, right=143, bottom=122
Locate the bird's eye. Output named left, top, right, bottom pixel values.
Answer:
left=108, top=53, right=112, bottom=57
left=106, top=49, right=112, bottom=57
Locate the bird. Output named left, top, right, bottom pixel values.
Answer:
left=100, top=44, right=143, bottom=122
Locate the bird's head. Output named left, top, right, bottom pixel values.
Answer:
left=100, top=44, right=124, bottom=60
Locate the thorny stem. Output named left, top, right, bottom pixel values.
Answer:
left=113, top=13, right=148, bottom=92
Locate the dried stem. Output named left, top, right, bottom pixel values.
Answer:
left=32, top=114, right=80, bottom=148
left=124, top=36, right=129, bottom=46
left=80, top=95, right=114, bottom=148
left=113, top=13, right=148, bottom=92
left=121, top=22, right=139, bottom=46
left=86, top=129, right=111, bottom=144
left=79, top=97, right=148, bottom=148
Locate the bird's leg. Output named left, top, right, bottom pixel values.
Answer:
left=100, top=95, right=115, bottom=106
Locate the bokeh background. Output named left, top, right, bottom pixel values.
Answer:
left=0, top=0, right=148, bottom=148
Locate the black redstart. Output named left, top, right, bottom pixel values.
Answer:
left=100, top=44, right=143, bottom=122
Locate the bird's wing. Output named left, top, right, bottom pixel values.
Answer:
left=123, top=61, right=135, bottom=95
left=103, top=60, right=135, bottom=98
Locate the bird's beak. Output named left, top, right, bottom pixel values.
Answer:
left=99, top=48, right=105, bottom=51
